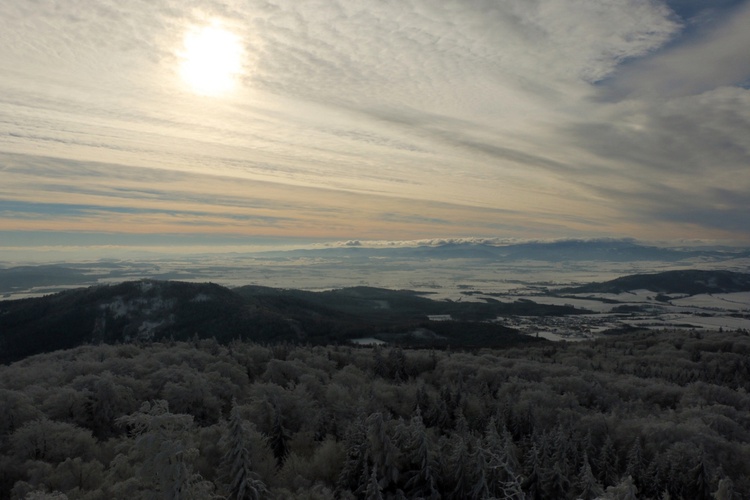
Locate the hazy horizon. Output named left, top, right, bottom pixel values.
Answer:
left=2, top=236, right=750, bottom=266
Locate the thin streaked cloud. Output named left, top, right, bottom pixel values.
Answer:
left=0, top=0, right=748, bottom=259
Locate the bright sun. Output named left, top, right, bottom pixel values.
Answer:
left=179, top=22, right=244, bottom=96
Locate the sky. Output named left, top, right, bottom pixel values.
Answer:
left=1, top=0, right=750, bottom=261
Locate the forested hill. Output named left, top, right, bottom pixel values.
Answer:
left=0, top=280, right=567, bottom=364
left=560, top=269, right=750, bottom=295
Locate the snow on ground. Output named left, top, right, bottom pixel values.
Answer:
left=427, top=314, right=452, bottom=321
left=510, top=295, right=615, bottom=313
left=350, top=337, right=387, bottom=345
left=672, top=292, right=750, bottom=311
left=530, top=331, right=592, bottom=342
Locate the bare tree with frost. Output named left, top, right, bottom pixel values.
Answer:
left=115, top=400, right=215, bottom=499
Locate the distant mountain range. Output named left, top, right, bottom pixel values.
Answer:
left=3, top=240, right=748, bottom=296
left=560, top=270, right=750, bottom=295
left=260, top=239, right=749, bottom=262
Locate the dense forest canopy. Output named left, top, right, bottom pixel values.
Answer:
left=1, top=328, right=748, bottom=499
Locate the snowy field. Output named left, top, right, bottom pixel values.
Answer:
left=672, top=292, right=750, bottom=311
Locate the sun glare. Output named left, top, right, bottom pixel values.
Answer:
left=179, top=22, right=244, bottom=96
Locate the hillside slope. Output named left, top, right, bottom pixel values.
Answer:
left=560, top=270, right=750, bottom=295
left=1, top=280, right=555, bottom=364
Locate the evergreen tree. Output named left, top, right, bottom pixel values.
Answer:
left=337, top=412, right=370, bottom=495
left=690, top=452, right=713, bottom=500
left=387, top=348, right=407, bottom=382
left=373, top=349, right=388, bottom=379
left=401, top=410, right=440, bottom=500
left=543, top=460, right=569, bottom=499
left=577, top=452, right=604, bottom=500
left=366, top=412, right=399, bottom=491
left=268, top=407, right=289, bottom=468
left=481, top=418, right=504, bottom=496
left=453, top=408, right=469, bottom=437
left=578, top=429, right=595, bottom=466
left=415, top=386, right=431, bottom=415
left=551, top=424, right=574, bottom=479
left=625, top=438, right=645, bottom=490
left=521, top=443, right=544, bottom=500
left=480, top=418, right=524, bottom=500
left=500, top=423, right=520, bottom=474
left=597, top=435, right=620, bottom=487
left=365, top=466, right=384, bottom=500
left=446, top=435, right=472, bottom=499
left=427, top=398, right=451, bottom=433
left=643, top=451, right=667, bottom=499
left=468, top=446, right=491, bottom=500
left=222, top=402, right=267, bottom=500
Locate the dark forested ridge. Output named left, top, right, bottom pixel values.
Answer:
left=3, top=268, right=749, bottom=364
left=0, top=329, right=748, bottom=499
left=0, top=280, right=563, bottom=364
left=560, top=270, right=750, bottom=295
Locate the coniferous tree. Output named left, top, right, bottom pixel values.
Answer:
left=268, top=407, right=289, bottom=468
left=577, top=452, right=604, bottom=500
left=440, top=387, right=456, bottom=423
left=481, top=418, right=524, bottom=500
left=427, top=398, right=451, bottom=432
left=468, top=445, right=491, bottom=500
left=543, top=460, right=569, bottom=499
left=521, top=442, right=544, bottom=500
left=481, top=418, right=504, bottom=496
left=597, top=435, right=620, bottom=487
left=551, top=424, right=574, bottom=479
left=453, top=408, right=470, bottom=437
left=373, top=349, right=388, bottom=379
left=500, top=423, right=520, bottom=474
left=365, top=465, right=384, bottom=500
left=578, top=429, right=595, bottom=466
left=690, top=452, right=713, bottom=500
left=643, top=451, right=667, bottom=499
left=366, top=412, right=399, bottom=492
left=401, top=410, right=440, bottom=500
left=337, top=412, right=370, bottom=495
left=415, top=386, right=431, bottom=415
left=625, top=438, right=645, bottom=489
left=387, top=348, right=407, bottom=382
left=222, top=402, right=267, bottom=500
left=446, top=435, right=472, bottom=500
